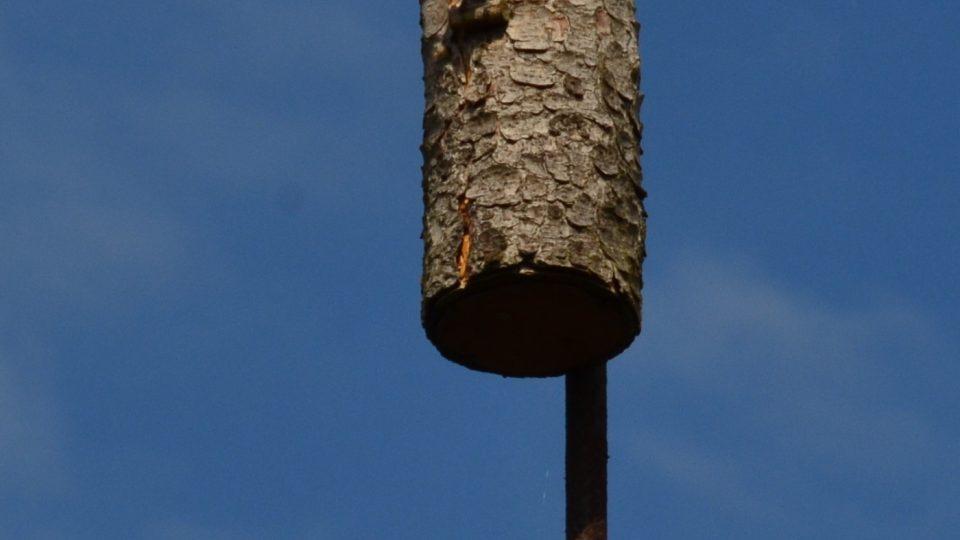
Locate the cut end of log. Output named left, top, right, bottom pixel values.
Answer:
left=423, top=266, right=638, bottom=377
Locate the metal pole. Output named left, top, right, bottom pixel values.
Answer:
left=566, top=363, right=608, bottom=540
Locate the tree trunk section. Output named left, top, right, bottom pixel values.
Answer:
left=420, top=0, right=645, bottom=377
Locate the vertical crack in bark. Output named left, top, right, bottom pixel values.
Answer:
left=456, top=195, right=473, bottom=288
left=449, top=1, right=510, bottom=89
left=460, top=39, right=474, bottom=87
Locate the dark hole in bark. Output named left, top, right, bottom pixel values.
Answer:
left=450, top=0, right=511, bottom=37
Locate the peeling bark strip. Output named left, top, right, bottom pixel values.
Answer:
left=421, top=0, right=646, bottom=377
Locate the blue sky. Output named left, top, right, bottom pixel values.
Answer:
left=1, top=1, right=958, bottom=538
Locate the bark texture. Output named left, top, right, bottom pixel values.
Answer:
left=421, top=0, right=645, bottom=377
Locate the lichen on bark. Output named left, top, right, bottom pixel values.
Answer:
left=421, top=0, right=646, bottom=376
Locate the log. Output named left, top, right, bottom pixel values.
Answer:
left=420, top=0, right=646, bottom=377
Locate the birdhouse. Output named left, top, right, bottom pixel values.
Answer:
left=420, top=0, right=646, bottom=377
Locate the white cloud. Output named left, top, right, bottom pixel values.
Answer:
left=0, top=346, right=65, bottom=497
left=1, top=199, right=191, bottom=309
left=143, top=519, right=254, bottom=540
left=627, top=426, right=789, bottom=521
left=615, top=250, right=959, bottom=535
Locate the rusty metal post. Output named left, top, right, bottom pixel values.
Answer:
left=566, top=363, right=607, bottom=540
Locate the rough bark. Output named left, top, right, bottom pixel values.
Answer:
left=420, top=0, right=645, bottom=377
